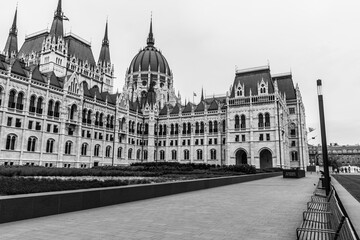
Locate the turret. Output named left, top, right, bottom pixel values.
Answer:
left=3, top=7, right=18, bottom=58
left=49, top=0, right=64, bottom=40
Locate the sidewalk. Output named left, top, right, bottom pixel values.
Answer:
left=0, top=174, right=320, bottom=240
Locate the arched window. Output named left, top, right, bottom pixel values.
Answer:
left=170, top=124, right=174, bottom=135
left=235, top=115, right=240, bottom=129
left=106, top=146, right=111, bottom=157
left=132, top=121, right=135, bottom=133
left=8, top=89, right=16, bottom=108
left=200, top=122, right=204, bottom=134
left=48, top=100, right=54, bottom=116
left=210, top=149, right=217, bottom=160
left=128, top=148, right=133, bottom=159
left=27, top=136, right=37, bottom=152
left=46, top=139, right=54, bottom=153
left=163, top=124, right=167, bottom=135
left=99, top=113, right=104, bottom=126
left=87, top=110, right=92, bottom=124
left=291, top=151, right=298, bottom=161
left=160, top=150, right=165, bottom=160
left=258, top=113, right=264, bottom=128
left=144, top=123, right=149, bottom=135
left=137, top=149, right=141, bottom=160
left=195, top=122, right=199, bottom=134
left=222, top=119, right=226, bottom=132
left=6, top=134, right=16, bottom=150
left=182, top=123, right=186, bottom=134
left=214, top=121, right=218, bottom=133
left=187, top=122, right=191, bottom=134
left=154, top=123, right=157, bottom=135
left=54, top=101, right=60, bottom=118
left=36, top=97, right=43, bottom=114
left=106, top=115, right=110, bottom=128
left=197, top=149, right=203, bottom=160
left=136, top=123, right=140, bottom=134
left=209, top=121, right=213, bottom=133
left=95, top=112, right=100, bottom=126
left=265, top=113, right=270, bottom=128
left=184, top=149, right=190, bottom=160
left=29, top=95, right=36, bottom=112
left=82, top=109, right=87, bottom=123
left=143, top=150, right=148, bottom=160
left=81, top=143, right=88, bottom=156
left=16, top=92, right=24, bottom=110
left=159, top=124, right=163, bottom=136
left=0, top=86, right=3, bottom=106
left=110, top=116, right=114, bottom=129
left=241, top=115, right=246, bottom=129
left=94, top=144, right=100, bottom=156
left=65, top=141, right=72, bottom=154
left=172, top=150, right=177, bottom=160
left=70, top=104, right=77, bottom=120
left=175, top=123, right=179, bottom=135
left=117, top=147, right=122, bottom=159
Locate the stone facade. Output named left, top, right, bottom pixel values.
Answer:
left=0, top=0, right=309, bottom=169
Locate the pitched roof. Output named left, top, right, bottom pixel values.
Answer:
left=83, top=82, right=93, bottom=98
left=3, top=8, right=18, bottom=57
left=159, top=105, right=168, bottom=115
left=11, top=59, right=27, bottom=77
left=170, top=104, right=180, bottom=114
left=194, top=101, right=205, bottom=112
left=182, top=102, right=193, bottom=113
left=48, top=72, right=63, bottom=88
left=231, top=66, right=274, bottom=97
left=65, top=35, right=96, bottom=67
left=18, top=31, right=48, bottom=57
left=31, top=66, right=46, bottom=83
left=207, top=99, right=219, bottom=111
left=0, top=56, right=6, bottom=70
left=272, top=73, right=296, bottom=100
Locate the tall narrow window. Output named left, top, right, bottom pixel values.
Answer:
left=136, top=149, right=141, bottom=159
left=235, top=115, right=240, bottom=130
left=8, top=90, right=16, bottom=109
left=258, top=113, right=264, bottom=128
left=94, top=145, right=100, bottom=157
left=184, top=149, right=190, bottom=160
left=172, top=150, right=177, bottom=160
left=46, top=139, right=54, bottom=153
left=197, top=149, right=203, bottom=160
left=160, top=150, right=165, bottom=160
left=65, top=141, right=72, bottom=154
left=27, top=137, right=37, bottom=152
left=54, top=101, right=60, bottom=118
left=210, top=149, right=216, bottom=160
left=214, top=121, right=218, bottom=133
left=48, top=100, right=54, bottom=116
left=36, top=97, right=43, bottom=114
left=117, top=147, right=122, bottom=159
left=128, top=148, right=133, bottom=159
left=106, top=146, right=111, bottom=157
left=187, top=122, right=191, bottom=134
left=16, top=92, right=24, bottom=110
left=240, top=115, right=246, bottom=129
left=81, top=143, right=88, bottom=156
left=265, top=113, right=270, bottom=128
left=29, top=95, right=36, bottom=113
left=209, top=121, right=213, bottom=133
left=6, top=134, right=16, bottom=150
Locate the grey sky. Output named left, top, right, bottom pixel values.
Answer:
left=1, top=0, right=359, bottom=145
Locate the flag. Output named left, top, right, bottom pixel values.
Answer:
left=193, top=92, right=197, bottom=97
left=63, top=15, right=69, bottom=21
left=308, top=127, right=315, bottom=132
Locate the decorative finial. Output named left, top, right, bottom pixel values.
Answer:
left=147, top=13, right=155, bottom=46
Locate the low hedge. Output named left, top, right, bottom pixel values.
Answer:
left=0, top=177, right=151, bottom=195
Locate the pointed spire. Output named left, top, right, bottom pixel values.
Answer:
left=4, top=6, right=18, bottom=58
left=147, top=14, right=155, bottom=46
left=201, top=87, right=204, bottom=101
left=50, top=0, right=64, bottom=39
left=98, top=20, right=111, bottom=65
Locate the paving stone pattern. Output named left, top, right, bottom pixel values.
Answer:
left=0, top=174, right=320, bottom=240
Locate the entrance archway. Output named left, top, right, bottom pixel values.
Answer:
left=260, top=149, right=272, bottom=169
left=235, top=149, right=247, bottom=165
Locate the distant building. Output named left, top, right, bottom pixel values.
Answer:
left=0, top=0, right=309, bottom=169
left=308, top=144, right=360, bottom=167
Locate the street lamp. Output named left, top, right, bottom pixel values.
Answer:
left=317, top=79, right=331, bottom=195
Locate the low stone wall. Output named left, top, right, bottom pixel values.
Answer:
left=0, top=172, right=281, bottom=224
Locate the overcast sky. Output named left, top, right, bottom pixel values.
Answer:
left=1, top=0, right=359, bottom=146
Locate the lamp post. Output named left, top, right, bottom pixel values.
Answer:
left=317, top=79, right=330, bottom=195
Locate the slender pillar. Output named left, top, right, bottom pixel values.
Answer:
left=317, top=79, right=330, bottom=195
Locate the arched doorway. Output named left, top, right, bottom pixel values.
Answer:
left=260, top=149, right=272, bottom=169
left=235, top=149, right=247, bottom=165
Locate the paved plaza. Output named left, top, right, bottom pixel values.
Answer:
left=1, top=174, right=322, bottom=240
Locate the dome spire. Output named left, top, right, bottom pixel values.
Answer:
left=147, top=13, right=155, bottom=46
left=98, top=19, right=111, bottom=65
left=50, top=0, right=64, bottom=38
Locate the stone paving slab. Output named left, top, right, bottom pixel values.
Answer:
left=0, top=174, right=320, bottom=240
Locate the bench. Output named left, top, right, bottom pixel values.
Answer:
left=338, top=217, right=358, bottom=240
left=311, top=187, right=334, bottom=203
left=296, top=195, right=345, bottom=240
left=307, top=189, right=335, bottom=212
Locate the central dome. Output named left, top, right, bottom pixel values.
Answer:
left=127, top=19, right=171, bottom=76
left=128, top=45, right=170, bottom=75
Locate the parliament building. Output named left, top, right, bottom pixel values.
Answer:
left=0, top=0, right=309, bottom=169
